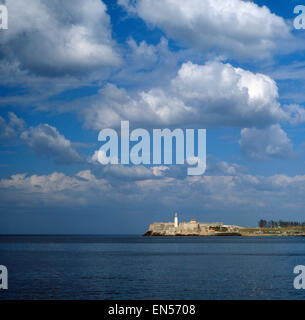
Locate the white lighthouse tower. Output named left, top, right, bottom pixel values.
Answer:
left=174, top=213, right=179, bottom=228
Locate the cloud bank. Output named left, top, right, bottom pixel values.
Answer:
left=1, top=162, right=305, bottom=219
left=1, top=0, right=120, bottom=76
left=84, top=61, right=287, bottom=129
left=119, top=0, right=290, bottom=59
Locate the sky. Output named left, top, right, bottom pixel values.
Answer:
left=1, top=0, right=305, bottom=234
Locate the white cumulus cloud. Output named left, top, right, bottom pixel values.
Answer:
left=119, top=0, right=290, bottom=59
left=1, top=0, right=120, bottom=76
left=83, top=61, right=286, bottom=129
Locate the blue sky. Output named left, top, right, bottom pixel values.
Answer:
left=1, top=0, right=305, bottom=233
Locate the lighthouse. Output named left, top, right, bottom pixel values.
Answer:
left=174, top=213, right=179, bottom=228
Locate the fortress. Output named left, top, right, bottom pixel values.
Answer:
left=144, top=213, right=242, bottom=236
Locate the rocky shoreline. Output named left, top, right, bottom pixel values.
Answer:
left=144, top=215, right=305, bottom=237
left=143, top=231, right=242, bottom=237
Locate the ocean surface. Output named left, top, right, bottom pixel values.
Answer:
left=0, top=235, right=305, bottom=300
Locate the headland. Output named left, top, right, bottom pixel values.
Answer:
left=143, top=214, right=305, bottom=237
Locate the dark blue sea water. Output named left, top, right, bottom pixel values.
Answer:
left=0, top=235, right=305, bottom=300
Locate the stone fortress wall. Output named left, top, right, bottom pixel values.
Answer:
left=144, top=214, right=242, bottom=236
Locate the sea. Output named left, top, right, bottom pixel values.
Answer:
left=0, top=235, right=305, bottom=300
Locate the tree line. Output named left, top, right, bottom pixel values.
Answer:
left=258, top=220, right=305, bottom=228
